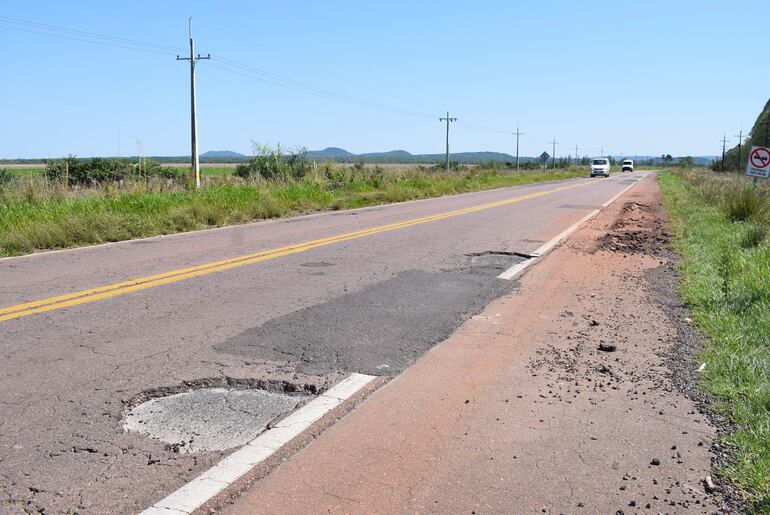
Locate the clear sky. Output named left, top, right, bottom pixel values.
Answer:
left=1, top=1, right=766, bottom=159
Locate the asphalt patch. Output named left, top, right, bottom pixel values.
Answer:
left=215, top=263, right=517, bottom=376
left=123, top=388, right=304, bottom=453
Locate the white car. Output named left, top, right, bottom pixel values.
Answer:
left=590, top=158, right=610, bottom=177
left=621, top=159, right=634, bottom=172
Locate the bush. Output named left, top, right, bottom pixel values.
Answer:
left=741, top=223, right=768, bottom=248
left=234, top=142, right=309, bottom=182
left=45, top=156, right=136, bottom=185
left=0, top=168, right=13, bottom=185
left=723, top=184, right=766, bottom=222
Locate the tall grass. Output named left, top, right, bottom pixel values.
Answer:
left=0, top=166, right=586, bottom=256
left=659, top=170, right=770, bottom=510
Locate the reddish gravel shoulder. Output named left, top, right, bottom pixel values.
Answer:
left=220, top=175, right=742, bottom=514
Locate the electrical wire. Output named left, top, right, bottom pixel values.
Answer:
left=0, top=15, right=571, bottom=146
left=0, top=15, right=183, bottom=53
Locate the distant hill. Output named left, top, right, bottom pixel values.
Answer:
left=307, top=148, right=524, bottom=164
left=200, top=150, right=247, bottom=159
left=0, top=149, right=721, bottom=166
left=307, top=147, right=354, bottom=159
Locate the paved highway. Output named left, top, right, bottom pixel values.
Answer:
left=0, top=172, right=646, bottom=513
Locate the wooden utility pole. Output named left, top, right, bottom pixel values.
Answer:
left=177, top=18, right=210, bottom=189
left=720, top=134, right=728, bottom=172
left=439, top=111, right=457, bottom=172
left=550, top=137, right=558, bottom=169
left=734, top=128, right=743, bottom=171
left=514, top=125, right=524, bottom=172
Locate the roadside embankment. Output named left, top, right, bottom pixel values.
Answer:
left=659, top=169, right=769, bottom=511
left=0, top=167, right=584, bottom=257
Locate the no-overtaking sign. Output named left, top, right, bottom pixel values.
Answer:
left=746, top=146, right=770, bottom=179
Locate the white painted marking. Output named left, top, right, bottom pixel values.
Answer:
left=531, top=209, right=601, bottom=257
left=142, top=507, right=188, bottom=515
left=141, top=373, right=377, bottom=514
left=496, top=257, right=538, bottom=281
left=497, top=173, right=648, bottom=281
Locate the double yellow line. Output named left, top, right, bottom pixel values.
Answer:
left=0, top=181, right=589, bottom=323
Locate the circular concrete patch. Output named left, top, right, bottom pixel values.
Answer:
left=123, top=388, right=304, bottom=453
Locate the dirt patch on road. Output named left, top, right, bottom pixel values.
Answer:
left=595, top=200, right=672, bottom=255
left=526, top=180, right=745, bottom=513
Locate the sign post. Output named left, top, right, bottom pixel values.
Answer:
left=746, top=145, right=770, bottom=184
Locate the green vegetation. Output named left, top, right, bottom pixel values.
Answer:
left=0, top=157, right=586, bottom=256
left=658, top=169, right=770, bottom=510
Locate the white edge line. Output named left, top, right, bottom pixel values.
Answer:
left=496, top=173, right=648, bottom=281
left=141, top=372, right=377, bottom=515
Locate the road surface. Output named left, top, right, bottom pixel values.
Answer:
left=0, top=172, right=646, bottom=513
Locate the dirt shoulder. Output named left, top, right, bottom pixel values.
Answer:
left=221, top=175, right=743, bottom=514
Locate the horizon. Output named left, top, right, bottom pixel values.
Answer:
left=0, top=146, right=720, bottom=162
left=1, top=1, right=767, bottom=159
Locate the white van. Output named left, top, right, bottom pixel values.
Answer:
left=621, top=159, right=634, bottom=172
left=590, top=158, right=610, bottom=177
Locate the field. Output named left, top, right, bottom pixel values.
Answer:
left=0, top=165, right=586, bottom=257
left=658, top=170, right=770, bottom=510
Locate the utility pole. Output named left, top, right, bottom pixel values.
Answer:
left=513, top=125, right=524, bottom=172
left=574, top=143, right=579, bottom=166
left=550, top=137, right=558, bottom=169
left=177, top=18, right=210, bottom=189
left=720, top=133, right=728, bottom=172
left=734, top=128, right=743, bottom=171
left=439, top=111, right=457, bottom=172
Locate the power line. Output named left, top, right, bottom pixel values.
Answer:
left=0, top=14, right=623, bottom=159
left=0, top=15, right=183, bottom=53
left=208, top=57, right=437, bottom=120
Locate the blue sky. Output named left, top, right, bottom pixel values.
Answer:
left=0, top=1, right=766, bottom=159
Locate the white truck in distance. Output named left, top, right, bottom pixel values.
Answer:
left=621, top=159, right=634, bottom=172
left=590, top=158, right=610, bottom=177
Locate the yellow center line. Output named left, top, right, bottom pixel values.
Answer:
left=0, top=180, right=591, bottom=323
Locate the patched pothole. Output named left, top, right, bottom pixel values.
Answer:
left=123, top=388, right=306, bottom=453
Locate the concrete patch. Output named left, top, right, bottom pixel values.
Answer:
left=123, top=388, right=304, bottom=453
left=215, top=267, right=516, bottom=376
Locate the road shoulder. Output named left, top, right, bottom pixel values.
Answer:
left=215, top=176, right=740, bottom=513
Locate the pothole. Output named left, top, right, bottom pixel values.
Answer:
left=465, top=251, right=530, bottom=274
left=123, top=388, right=306, bottom=453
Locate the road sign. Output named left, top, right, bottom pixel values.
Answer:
left=538, top=152, right=550, bottom=164
left=746, top=146, right=770, bottom=179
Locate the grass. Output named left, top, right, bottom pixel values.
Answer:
left=658, top=169, right=770, bottom=510
left=0, top=166, right=585, bottom=256
left=1, top=166, right=231, bottom=178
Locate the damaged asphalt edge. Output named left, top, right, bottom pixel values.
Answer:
left=140, top=373, right=376, bottom=515
left=126, top=377, right=323, bottom=409
left=497, top=173, right=649, bottom=281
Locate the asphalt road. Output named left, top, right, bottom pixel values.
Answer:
left=0, top=172, right=646, bottom=514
